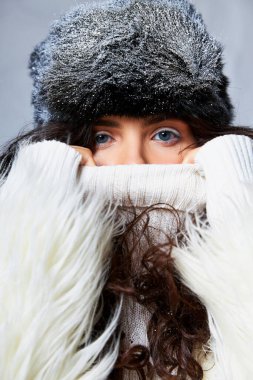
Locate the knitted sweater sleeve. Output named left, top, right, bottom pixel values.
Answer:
left=194, top=134, right=253, bottom=228
left=0, top=140, right=121, bottom=380
left=173, top=134, right=253, bottom=380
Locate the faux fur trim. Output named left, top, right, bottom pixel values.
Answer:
left=173, top=183, right=253, bottom=379
left=0, top=140, right=123, bottom=379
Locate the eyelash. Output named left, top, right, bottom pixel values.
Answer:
left=152, top=128, right=181, bottom=143
left=94, top=128, right=180, bottom=146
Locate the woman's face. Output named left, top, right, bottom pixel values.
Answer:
left=92, top=115, right=197, bottom=166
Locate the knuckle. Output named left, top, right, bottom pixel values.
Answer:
left=84, top=148, right=93, bottom=156
left=71, top=145, right=92, bottom=156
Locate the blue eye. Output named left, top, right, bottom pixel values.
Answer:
left=95, top=133, right=112, bottom=145
left=153, top=129, right=180, bottom=142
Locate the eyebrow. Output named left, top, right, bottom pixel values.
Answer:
left=92, top=115, right=169, bottom=128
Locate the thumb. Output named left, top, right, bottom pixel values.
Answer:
left=182, top=147, right=201, bottom=164
left=70, top=145, right=96, bottom=166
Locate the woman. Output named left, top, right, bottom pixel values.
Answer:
left=0, top=1, right=253, bottom=379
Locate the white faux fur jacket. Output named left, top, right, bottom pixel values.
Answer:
left=0, top=134, right=253, bottom=380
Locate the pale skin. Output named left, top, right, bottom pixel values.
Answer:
left=70, top=115, right=201, bottom=166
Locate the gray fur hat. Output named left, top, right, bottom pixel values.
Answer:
left=29, top=0, right=234, bottom=126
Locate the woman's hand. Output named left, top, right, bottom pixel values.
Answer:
left=182, top=147, right=201, bottom=164
left=70, top=145, right=96, bottom=166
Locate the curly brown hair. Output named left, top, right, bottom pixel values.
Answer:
left=102, top=202, right=211, bottom=380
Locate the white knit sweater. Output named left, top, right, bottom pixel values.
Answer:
left=0, top=134, right=252, bottom=380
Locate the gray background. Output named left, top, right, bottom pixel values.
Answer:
left=0, top=0, right=252, bottom=145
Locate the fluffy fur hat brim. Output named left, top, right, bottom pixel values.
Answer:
left=29, top=0, right=234, bottom=126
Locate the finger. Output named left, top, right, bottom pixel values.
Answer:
left=83, top=155, right=96, bottom=166
left=182, top=148, right=201, bottom=164
left=70, top=145, right=96, bottom=166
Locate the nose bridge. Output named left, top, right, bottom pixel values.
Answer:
left=120, top=130, right=147, bottom=164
